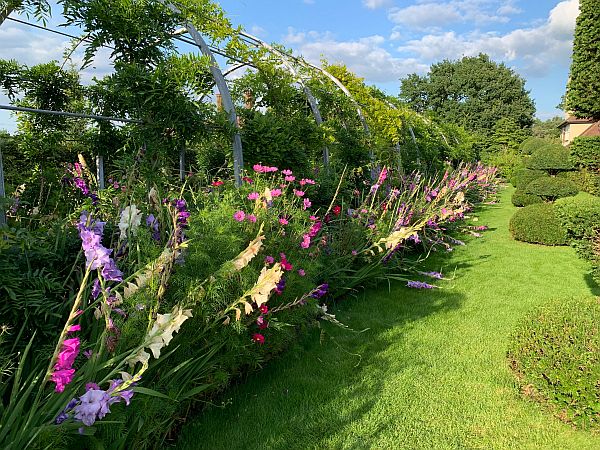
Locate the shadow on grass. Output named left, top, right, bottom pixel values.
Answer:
left=584, top=273, right=600, bottom=297
left=176, top=282, right=465, bottom=450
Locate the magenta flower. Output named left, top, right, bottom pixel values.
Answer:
left=298, top=269, right=306, bottom=277
left=285, top=175, right=295, bottom=182
left=282, top=169, right=293, bottom=176
left=309, top=215, right=318, bottom=221
left=294, top=189, right=305, bottom=197
left=233, top=210, right=246, bottom=222
left=252, top=333, right=265, bottom=344
left=271, top=189, right=282, bottom=197
left=51, top=369, right=76, bottom=393
left=247, top=214, right=257, bottom=223
left=303, top=198, right=312, bottom=210
left=247, top=192, right=260, bottom=200
left=300, top=234, right=311, bottom=249
left=68, top=325, right=81, bottom=333
left=279, top=217, right=289, bottom=225
left=259, top=304, right=269, bottom=314
left=265, top=255, right=275, bottom=265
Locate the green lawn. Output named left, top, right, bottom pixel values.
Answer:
left=176, top=186, right=600, bottom=449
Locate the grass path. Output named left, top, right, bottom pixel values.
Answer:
left=177, top=186, right=600, bottom=449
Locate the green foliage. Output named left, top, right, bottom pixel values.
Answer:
left=558, top=169, right=600, bottom=196
left=481, top=148, right=521, bottom=180
left=488, top=117, right=529, bottom=153
left=511, top=190, right=542, bottom=207
left=508, top=296, right=600, bottom=430
left=524, top=177, right=578, bottom=202
left=519, top=136, right=552, bottom=155
left=570, top=136, right=600, bottom=170
left=565, top=0, right=600, bottom=118
left=239, top=111, right=319, bottom=175
left=509, top=203, right=567, bottom=245
left=399, top=53, right=535, bottom=134
left=531, top=117, right=562, bottom=141
left=510, top=167, right=547, bottom=189
left=554, top=192, right=600, bottom=261
left=526, top=144, right=573, bottom=173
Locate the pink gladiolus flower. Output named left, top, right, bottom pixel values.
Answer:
left=271, top=189, right=282, bottom=197
left=233, top=210, right=246, bottom=222
left=252, top=333, right=265, bottom=344
left=279, top=218, right=288, bottom=225
left=294, top=190, right=305, bottom=197
left=68, top=325, right=81, bottom=333
left=303, top=198, right=312, bottom=210
left=298, top=269, right=305, bottom=277
left=51, top=368, right=76, bottom=393
left=285, top=176, right=295, bottom=182
left=247, top=192, right=260, bottom=200
left=253, top=164, right=266, bottom=173
left=265, top=255, right=275, bottom=265
left=247, top=214, right=257, bottom=223
left=309, top=215, right=318, bottom=221
left=300, top=178, right=315, bottom=185
left=282, top=169, right=293, bottom=176
left=242, top=176, right=254, bottom=184
left=260, top=304, right=269, bottom=314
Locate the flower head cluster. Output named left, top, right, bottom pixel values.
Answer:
left=56, top=379, right=134, bottom=427
left=253, top=164, right=278, bottom=173
left=406, top=280, right=437, bottom=289
left=310, top=283, right=329, bottom=299
left=50, top=334, right=80, bottom=393
left=118, top=205, right=143, bottom=240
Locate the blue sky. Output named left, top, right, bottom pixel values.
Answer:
left=0, top=0, right=579, bottom=131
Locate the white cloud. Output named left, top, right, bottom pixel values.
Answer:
left=363, top=0, right=393, bottom=9
left=283, top=28, right=428, bottom=83
left=397, top=0, right=579, bottom=77
left=388, top=0, right=522, bottom=30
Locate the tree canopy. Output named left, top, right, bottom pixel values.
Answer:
left=399, top=54, right=535, bottom=134
left=565, top=0, right=600, bottom=119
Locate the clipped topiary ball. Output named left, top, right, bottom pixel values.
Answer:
left=524, top=177, right=578, bottom=201
left=527, top=143, right=573, bottom=173
left=509, top=203, right=567, bottom=245
left=519, top=137, right=551, bottom=155
left=511, top=189, right=543, bottom=207
left=511, top=167, right=547, bottom=189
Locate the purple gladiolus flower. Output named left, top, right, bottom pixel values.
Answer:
left=407, top=281, right=437, bottom=289
left=418, top=271, right=444, bottom=279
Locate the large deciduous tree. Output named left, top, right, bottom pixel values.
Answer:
left=565, top=0, right=600, bottom=119
left=399, top=54, right=535, bottom=134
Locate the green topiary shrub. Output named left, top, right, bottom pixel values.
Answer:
left=509, top=203, right=567, bottom=245
left=519, top=136, right=550, bottom=155
left=527, top=143, right=573, bottom=174
left=554, top=192, right=600, bottom=259
left=570, top=136, right=600, bottom=170
left=510, top=167, right=547, bottom=189
left=511, top=189, right=543, bottom=207
left=524, top=177, right=578, bottom=201
left=508, top=296, right=600, bottom=430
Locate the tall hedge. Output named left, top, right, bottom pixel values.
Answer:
left=527, top=144, right=573, bottom=174
left=519, top=136, right=549, bottom=155
left=525, top=177, right=578, bottom=202
left=570, top=136, right=600, bottom=170
left=566, top=0, right=600, bottom=119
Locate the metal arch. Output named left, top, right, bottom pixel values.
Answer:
left=238, top=31, right=330, bottom=165
left=160, top=1, right=244, bottom=187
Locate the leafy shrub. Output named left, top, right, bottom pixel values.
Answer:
left=524, top=177, right=578, bottom=201
left=570, top=136, right=600, bottom=170
left=554, top=193, right=600, bottom=259
left=527, top=143, right=573, bottom=173
left=558, top=169, right=600, bottom=196
left=508, top=296, right=600, bottom=430
left=509, top=203, right=567, bottom=245
left=510, top=167, right=547, bottom=189
left=511, top=189, right=542, bottom=207
left=519, top=136, right=550, bottom=155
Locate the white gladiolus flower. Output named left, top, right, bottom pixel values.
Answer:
left=119, top=205, right=143, bottom=239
